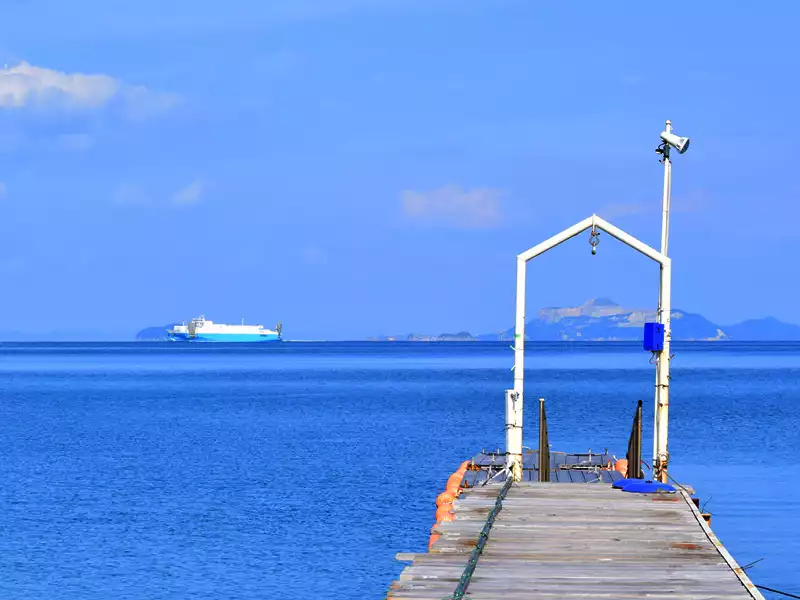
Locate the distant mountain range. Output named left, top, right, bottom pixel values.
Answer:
left=135, top=324, right=179, bottom=341
left=131, top=300, right=800, bottom=342
left=367, top=332, right=478, bottom=342
left=371, top=298, right=800, bottom=342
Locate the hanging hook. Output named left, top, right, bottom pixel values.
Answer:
left=589, top=225, right=600, bottom=255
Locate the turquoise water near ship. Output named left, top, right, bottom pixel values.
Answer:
left=1, top=342, right=798, bottom=598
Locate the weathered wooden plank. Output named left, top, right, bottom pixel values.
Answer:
left=388, top=479, right=763, bottom=600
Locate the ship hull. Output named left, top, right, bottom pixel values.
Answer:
left=168, top=333, right=281, bottom=342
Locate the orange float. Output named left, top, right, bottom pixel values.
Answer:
left=436, top=490, right=456, bottom=506
left=435, top=504, right=453, bottom=522
left=614, top=458, right=629, bottom=475
left=429, top=460, right=471, bottom=549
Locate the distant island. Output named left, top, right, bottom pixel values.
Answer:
left=368, top=298, right=800, bottom=342
left=135, top=324, right=179, bottom=341
left=131, top=299, right=800, bottom=342
left=366, top=332, right=477, bottom=342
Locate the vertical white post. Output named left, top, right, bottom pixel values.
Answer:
left=655, top=258, right=672, bottom=483
left=654, top=119, right=674, bottom=483
left=506, top=257, right=526, bottom=481
left=505, top=390, right=523, bottom=480
left=660, top=120, right=673, bottom=257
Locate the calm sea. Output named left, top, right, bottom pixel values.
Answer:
left=1, top=342, right=798, bottom=598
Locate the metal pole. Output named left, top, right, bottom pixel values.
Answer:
left=505, top=389, right=523, bottom=480
left=506, top=257, right=526, bottom=481
left=634, top=400, right=643, bottom=479
left=538, top=398, right=550, bottom=482
left=654, top=119, right=673, bottom=483
left=660, top=120, right=673, bottom=257
left=654, top=258, right=672, bottom=483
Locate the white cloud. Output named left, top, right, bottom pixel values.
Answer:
left=113, top=184, right=150, bottom=206
left=0, top=61, right=179, bottom=117
left=0, top=182, right=6, bottom=199
left=401, top=184, right=504, bottom=228
left=0, top=61, right=118, bottom=108
left=171, top=180, right=205, bottom=206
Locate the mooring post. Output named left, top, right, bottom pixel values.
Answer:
left=538, top=398, right=550, bottom=482
left=626, top=400, right=644, bottom=479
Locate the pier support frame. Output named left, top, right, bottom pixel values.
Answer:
left=506, top=214, right=672, bottom=482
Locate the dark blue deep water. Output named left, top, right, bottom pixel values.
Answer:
left=2, top=342, right=799, bottom=598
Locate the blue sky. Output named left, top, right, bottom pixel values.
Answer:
left=0, top=1, right=797, bottom=339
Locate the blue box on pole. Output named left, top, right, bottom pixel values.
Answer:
left=643, top=323, right=665, bottom=352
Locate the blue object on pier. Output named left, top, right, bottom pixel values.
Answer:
left=643, top=322, right=665, bottom=352
left=616, top=479, right=676, bottom=494
left=612, top=478, right=642, bottom=489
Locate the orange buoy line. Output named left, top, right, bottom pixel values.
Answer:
left=428, top=460, right=471, bottom=550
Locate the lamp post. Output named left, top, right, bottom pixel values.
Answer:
left=653, top=120, right=690, bottom=483
left=660, top=120, right=673, bottom=256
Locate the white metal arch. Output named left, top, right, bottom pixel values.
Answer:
left=505, top=214, right=672, bottom=483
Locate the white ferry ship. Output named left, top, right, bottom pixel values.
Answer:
left=167, top=316, right=282, bottom=342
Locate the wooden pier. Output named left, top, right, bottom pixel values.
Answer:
left=385, top=124, right=762, bottom=599
left=387, top=457, right=763, bottom=599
